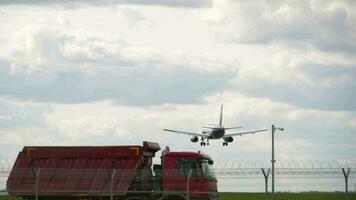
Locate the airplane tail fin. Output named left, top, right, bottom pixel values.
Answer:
left=219, top=104, right=223, bottom=126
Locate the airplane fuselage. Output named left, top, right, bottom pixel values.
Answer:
left=205, top=126, right=225, bottom=139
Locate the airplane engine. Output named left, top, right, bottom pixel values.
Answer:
left=224, top=136, right=233, bottom=143
left=191, top=136, right=199, bottom=143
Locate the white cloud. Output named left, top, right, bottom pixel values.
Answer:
left=203, top=0, right=356, bottom=53
left=0, top=88, right=355, bottom=163
left=0, top=115, right=12, bottom=120
left=232, top=51, right=312, bottom=85
left=113, top=5, right=154, bottom=28
left=120, top=46, right=161, bottom=62
left=0, top=0, right=212, bottom=8
left=232, top=48, right=356, bottom=86
left=2, top=23, right=131, bottom=72
left=349, top=119, right=356, bottom=127
left=1, top=20, right=237, bottom=74
left=203, top=90, right=351, bottom=122
left=0, top=127, right=55, bottom=146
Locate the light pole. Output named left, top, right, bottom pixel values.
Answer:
left=271, top=124, right=284, bottom=200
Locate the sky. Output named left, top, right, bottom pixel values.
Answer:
left=0, top=0, right=356, bottom=192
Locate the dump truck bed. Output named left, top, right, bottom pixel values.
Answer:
left=7, top=142, right=160, bottom=197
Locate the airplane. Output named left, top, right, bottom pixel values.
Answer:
left=163, top=105, right=268, bottom=146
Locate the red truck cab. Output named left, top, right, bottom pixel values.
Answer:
left=156, top=148, right=218, bottom=200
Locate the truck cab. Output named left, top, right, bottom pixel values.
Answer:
left=154, top=148, right=218, bottom=200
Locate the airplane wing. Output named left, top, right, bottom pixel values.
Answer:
left=224, top=129, right=269, bottom=137
left=224, top=126, right=243, bottom=130
left=163, top=129, right=207, bottom=138
left=203, top=126, right=242, bottom=129
left=202, top=126, right=216, bottom=129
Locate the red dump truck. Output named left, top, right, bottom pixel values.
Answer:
left=7, top=141, right=218, bottom=200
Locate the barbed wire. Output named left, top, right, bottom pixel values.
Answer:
left=214, top=160, right=356, bottom=169
left=2, top=159, right=355, bottom=170
left=1, top=159, right=355, bottom=178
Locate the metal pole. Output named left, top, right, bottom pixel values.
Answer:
left=271, top=125, right=275, bottom=200
left=110, top=169, right=117, bottom=200
left=186, top=169, right=192, bottom=200
left=34, top=168, right=41, bottom=200
left=262, top=168, right=270, bottom=200
left=342, top=168, right=350, bottom=200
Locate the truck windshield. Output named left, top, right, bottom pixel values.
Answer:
left=200, top=159, right=215, bottom=180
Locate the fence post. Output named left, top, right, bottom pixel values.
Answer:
left=342, top=168, right=350, bottom=200
left=110, top=169, right=117, bottom=200
left=262, top=168, right=270, bottom=200
left=34, top=168, right=41, bottom=200
left=185, top=169, right=193, bottom=200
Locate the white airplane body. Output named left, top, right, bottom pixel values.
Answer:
left=163, top=105, right=268, bottom=146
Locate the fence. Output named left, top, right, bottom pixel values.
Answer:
left=1, top=160, right=356, bottom=199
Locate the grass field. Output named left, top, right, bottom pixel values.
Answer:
left=219, top=192, right=356, bottom=200
left=1, top=193, right=356, bottom=200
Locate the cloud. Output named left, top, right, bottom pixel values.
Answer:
left=2, top=22, right=355, bottom=111
left=203, top=0, right=356, bottom=54
left=114, top=5, right=154, bottom=27
left=0, top=57, right=233, bottom=105
left=0, top=0, right=212, bottom=8
left=0, top=90, right=355, bottom=168
left=0, top=22, right=238, bottom=105
left=1, top=22, right=237, bottom=73
left=0, top=98, right=57, bottom=158
left=2, top=24, right=132, bottom=72
left=231, top=49, right=356, bottom=111
left=0, top=97, right=53, bottom=129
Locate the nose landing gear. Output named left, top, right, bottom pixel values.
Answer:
left=223, top=142, right=228, bottom=146
left=200, top=137, right=209, bottom=146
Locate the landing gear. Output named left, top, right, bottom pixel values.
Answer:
left=223, top=142, right=228, bottom=146
left=200, top=137, right=207, bottom=146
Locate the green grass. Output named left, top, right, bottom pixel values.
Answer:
left=0, top=196, right=20, bottom=200
left=219, top=192, right=356, bottom=200
left=1, top=193, right=356, bottom=200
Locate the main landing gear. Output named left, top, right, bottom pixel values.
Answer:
left=223, top=142, right=229, bottom=146
left=200, top=137, right=209, bottom=146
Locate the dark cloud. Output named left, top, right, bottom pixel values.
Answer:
left=0, top=0, right=211, bottom=8
left=0, top=60, right=232, bottom=105
left=231, top=63, right=356, bottom=111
